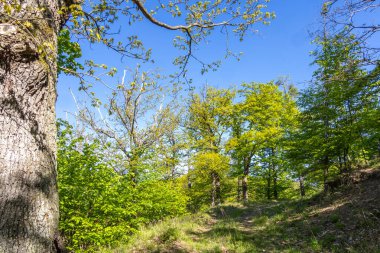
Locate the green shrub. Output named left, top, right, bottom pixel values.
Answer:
left=57, top=122, right=188, bottom=252
left=158, top=227, right=180, bottom=243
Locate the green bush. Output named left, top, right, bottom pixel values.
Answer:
left=57, top=122, right=188, bottom=252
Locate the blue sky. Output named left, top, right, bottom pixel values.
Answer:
left=57, top=0, right=326, bottom=119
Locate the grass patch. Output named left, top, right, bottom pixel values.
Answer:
left=101, top=168, right=380, bottom=252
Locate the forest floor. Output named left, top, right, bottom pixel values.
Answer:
left=105, top=166, right=380, bottom=253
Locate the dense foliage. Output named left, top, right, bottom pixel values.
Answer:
left=55, top=2, right=380, bottom=252
left=57, top=50, right=379, bottom=249
left=57, top=121, right=188, bottom=252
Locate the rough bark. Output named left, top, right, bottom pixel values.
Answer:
left=0, top=0, right=68, bottom=251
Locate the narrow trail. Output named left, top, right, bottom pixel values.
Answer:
left=197, top=168, right=380, bottom=252
left=115, top=167, right=380, bottom=252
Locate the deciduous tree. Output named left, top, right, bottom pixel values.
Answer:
left=0, top=1, right=274, bottom=249
left=227, top=82, right=298, bottom=202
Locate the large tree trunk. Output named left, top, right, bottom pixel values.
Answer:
left=0, top=1, right=67, bottom=251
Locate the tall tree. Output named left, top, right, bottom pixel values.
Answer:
left=0, top=1, right=274, bottom=249
left=189, top=152, right=230, bottom=208
left=187, top=86, right=235, bottom=206
left=295, top=30, right=380, bottom=191
left=154, top=110, right=188, bottom=180
left=227, top=82, right=298, bottom=202
left=77, top=69, right=178, bottom=183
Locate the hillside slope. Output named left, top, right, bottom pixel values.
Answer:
left=107, top=167, right=380, bottom=253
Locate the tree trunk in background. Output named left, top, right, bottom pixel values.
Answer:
left=242, top=163, right=249, bottom=202
left=187, top=175, right=192, bottom=189
left=338, top=154, right=343, bottom=174
left=237, top=177, right=242, bottom=201
left=299, top=175, right=305, bottom=197
left=128, top=167, right=139, bottom=187
left=0, top=1, right=68, bottom=251
left=211, top=171, right=221, bottom=207
left=211, top=172, right=216, bottom=207
left=270, top=147, right=278, bottom=200
left=266, top=172, right=271, bottom=200
left=215, top=172, right=221, bottom=206
left=273, top=172, right=278, bottom=200
left=323, top=155, right=329, bottom=193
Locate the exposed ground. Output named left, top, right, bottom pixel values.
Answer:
left=104, top=167, right=380, bottom=253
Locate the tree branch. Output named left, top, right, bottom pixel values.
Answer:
left=132, top=0, right=231, bottom=31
